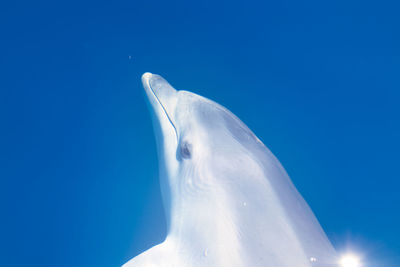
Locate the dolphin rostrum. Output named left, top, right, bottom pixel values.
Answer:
left=124, top=73, right=338, bottom=266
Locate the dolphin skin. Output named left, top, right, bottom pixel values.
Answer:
left=124, top=73, right=338, bottom=267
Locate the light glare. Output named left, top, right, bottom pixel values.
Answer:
left=340, top=254, right=360, bottom=267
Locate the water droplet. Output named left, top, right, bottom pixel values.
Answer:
left=310, top=257, right=317, bottom=262
left=203, top=248, right=208, bottom=257
left=243, top=202, right=247, bottom=207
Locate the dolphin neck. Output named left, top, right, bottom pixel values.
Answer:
left=167, top=190, right=244, bottom=265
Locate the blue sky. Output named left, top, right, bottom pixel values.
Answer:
left=1, top=0, right=399, bottom=266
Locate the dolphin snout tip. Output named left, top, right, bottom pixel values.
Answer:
left=142, top=72, right=153, bottom=82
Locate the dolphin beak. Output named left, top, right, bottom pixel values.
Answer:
left=142, top=72, right=178, bottom=139
left=142, top=72, right=177, bottom=115
left=142, top=72, right=177, bottom=104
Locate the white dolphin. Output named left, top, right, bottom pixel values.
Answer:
left=124, top=73, right=338, bottom=267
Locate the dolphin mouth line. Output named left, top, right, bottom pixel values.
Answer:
left=146, top=78, right=179, bottom=141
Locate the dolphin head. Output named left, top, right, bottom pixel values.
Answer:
left=137, top=72, right=337, bottom=267
left=142, top=72, right=262, bottom=228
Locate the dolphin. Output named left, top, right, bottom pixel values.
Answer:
left=124, top=73, right=338, bottom=267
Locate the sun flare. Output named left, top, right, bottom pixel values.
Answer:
left=340, top=254, right=361, bottom=267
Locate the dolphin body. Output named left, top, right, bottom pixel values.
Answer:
left=124, top=73, right=338, bottom=267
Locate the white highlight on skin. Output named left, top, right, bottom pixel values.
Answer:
left=203, top=248, right=208, bottom=257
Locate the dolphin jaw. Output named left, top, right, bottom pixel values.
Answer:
left=142, top=72, right=180, bottom=230
left=141, top=71, right=179, bottom=154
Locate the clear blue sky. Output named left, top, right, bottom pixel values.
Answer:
left=1, top=0, right=399, bottom=266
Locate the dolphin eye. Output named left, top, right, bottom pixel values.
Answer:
left=179, top=141, right=192, bottom=159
